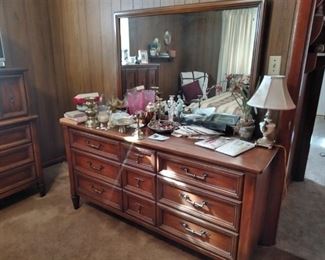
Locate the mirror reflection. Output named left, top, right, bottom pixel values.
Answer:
left=119, top=7, right=258, bottom=101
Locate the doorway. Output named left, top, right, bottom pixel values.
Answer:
left=305, top=73, right=325, bottom=185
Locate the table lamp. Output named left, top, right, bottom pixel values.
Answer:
left=247, top=75, right=296, bottom=148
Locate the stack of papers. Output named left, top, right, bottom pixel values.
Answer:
left=64, top=110, right=87, bottom=123
left=195, top=138, right=255, bottom=157
left=195, top=137, right=230, bottom=150
left=173, top=125, right=222, bottom=137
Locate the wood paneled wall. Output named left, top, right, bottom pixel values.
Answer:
left=129, top=11, right=222, bottom=96
left=129, top=14, right=185, bottom=97
left=0, top=0, right=63, bottom=165
left=0, top=0, right=297, bottom=166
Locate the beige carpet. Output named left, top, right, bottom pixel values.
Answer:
left=0, top=163, right=308, bottom=260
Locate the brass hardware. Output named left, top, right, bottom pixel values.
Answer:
left=135, top=202, right=143, bottom=214
left=9, top=95, right=15, bottom=104
left=180, top=167, right=208, bottom=181
left=135, top=153, right=144, bottom=164
left=87, top=161, right=104, bottom=171
left=180, top=222, right=208, bottom=238
left=90, top=185, right=104, bottom=194
left=134, top=177, right=144, bottom=188
left=180, top=192, right=207, bottom=209
left=86, top=140, right=102, bottom=150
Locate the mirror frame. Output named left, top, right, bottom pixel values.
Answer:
left=114, top=0, right=266, bottom=98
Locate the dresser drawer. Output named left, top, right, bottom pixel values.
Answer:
left=158, top=153, right=243, bottom=199
left=0, top=124, right=31, bottom=151
left=76, top=173, right=122, bottom=210
left=72, top=149, right=121, bottom=187
left=0, top=74, right=28, bottom=120
left=157, top=205, right=237, bottom=260
left=122, top=144, right=156, bottom=172
left=157, top=176, right=241, bottom=232
left=122, top=165, right=155, bottom=199
left=0, top=164, right=36, bottom=195
left=70, top=129, right=120, bottom=161
left=123, top=191, right=156, bottom=225
left=0, top=144, right=34, bottom=173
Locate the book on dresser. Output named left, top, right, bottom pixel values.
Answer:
left=0, top=68, right=45, bottom=199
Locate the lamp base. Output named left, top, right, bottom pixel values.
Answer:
left=257, top=110, right=276, bottom=149
left=255, top=137, right=275, bottom=149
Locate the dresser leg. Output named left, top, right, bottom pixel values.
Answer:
left=38, top=181, right=46, bottom=197
left=72, top=195, right=80, bottom=209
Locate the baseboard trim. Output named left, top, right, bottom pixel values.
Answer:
left=42, top=156, right=66, bottom=168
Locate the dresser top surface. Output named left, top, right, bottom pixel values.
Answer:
left=60, top=118, right=278, bottom=174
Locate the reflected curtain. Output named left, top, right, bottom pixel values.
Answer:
left=217, top=8, right=257, bottom=90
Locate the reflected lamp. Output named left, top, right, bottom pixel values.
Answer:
left=247, top=75, right=296, bottom=148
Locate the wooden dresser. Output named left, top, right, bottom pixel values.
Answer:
left=60, top=118, right=285, bottom=260
left=121, top=64, right=159, bottom=93
left=0, top=68, right=44, bottom=199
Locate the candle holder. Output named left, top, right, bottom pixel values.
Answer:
left=167, top=95, right=176, bottom=122
left=132, top=112, right=145, bottom=140
left=97, top=109, right=110, bottom=130
left=84, top=97, right=98, bottom=128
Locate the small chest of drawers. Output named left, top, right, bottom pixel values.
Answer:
left=61, top=119, right=284, bottom=260
left=0, top=68, right=44, bottom=199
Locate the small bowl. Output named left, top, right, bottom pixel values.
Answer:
left=147, top=120, right=179, bottom=134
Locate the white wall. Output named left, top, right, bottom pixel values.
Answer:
left=317, top=73, right=325, bottom=116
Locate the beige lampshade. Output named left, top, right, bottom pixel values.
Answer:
left=247, top=75, right=296, bottom=110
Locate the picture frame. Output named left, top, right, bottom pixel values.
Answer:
left=138, top=49, right=148, bottom=64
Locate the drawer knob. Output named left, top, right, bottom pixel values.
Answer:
left=181, top=167, right=208, bottom=181
left=134, top=177, right=144, bottom=188
left=86, top=140, right=102, bottom=150
left=91, top=185, right=104, bottom=194
left=180, top=222, right=208, bottom=238
left=87, top=161, right=104, bottom=171
left=180, top=192, right=207, bottom=209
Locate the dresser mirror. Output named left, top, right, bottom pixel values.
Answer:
left=115, top=0, right=265, bottom=99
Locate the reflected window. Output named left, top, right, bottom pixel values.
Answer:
left=120, top=17, right=130, bottom=65
left=217, top=8, right=257, bottom=88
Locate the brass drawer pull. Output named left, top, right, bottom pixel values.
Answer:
left=181, top=167, right=208, bottom=181
left=9, top=95, right=15, bottom=104
left=180, top=222, right=208, bottom=238
left=91, top=185, right=104, bottom=194
left=135, top=153, right=144, bottom=164
left=180, top=192, right=207, bottom=209
left=87, top=161, right=104, bottom=171
left=134, top=177, right=144, bottom=188
left=135, top=202, right=143, bottom=213
left=86, top=140, right=102, bottom=150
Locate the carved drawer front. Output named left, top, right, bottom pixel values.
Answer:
left=0, top=124, right=31, bottom=151
left=122, top=165, right=156, bottom=199
left=70, top=129, right=120, bottom=161
left=122, top=144, right=156, bottom=172
left=0, top=144, right=34, bottom=173
left=0, top=164, right=36, bottom=196
left=72, top=150, right=121, bottom=187
left=157, top=205, right=238, bottom=260
left=157, top=176, right=241, bottom=232
left=76, top=173, right=122, bottom=210
left=158, top=153, right=243, bottom=199
left=0, top=75, right=28, bottom=119
left=123, top=191, right=156, bottom=225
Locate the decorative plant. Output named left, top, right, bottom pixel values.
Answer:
left=226, top=74, right=254, bottom=126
